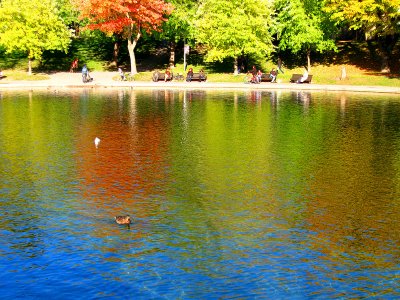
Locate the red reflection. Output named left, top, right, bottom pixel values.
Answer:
left=75, top=94, right=170, bottom=221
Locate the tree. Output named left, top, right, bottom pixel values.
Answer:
left=0, top=0, right=71, bottom=74
left=75, top=0, right=173, bottom=74
left=324, top=0, right=400, bottom=73
left=274, top=0, right=336, bottom=72
left=55, top=0, right=81, bottom=36
left=195, top=0, right=274, bottom=74
left=159, top=0, right=199, bottom=67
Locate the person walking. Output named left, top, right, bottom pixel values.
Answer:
left=118, top=67, right=126, bottom=81
left=82, top=64, right=90, bottom=83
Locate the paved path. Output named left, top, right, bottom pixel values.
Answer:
left=1, top=71, right=399, bottom=94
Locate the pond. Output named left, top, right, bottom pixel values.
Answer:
left=0, top=89, right=399, bottom=299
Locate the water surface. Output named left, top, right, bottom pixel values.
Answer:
left=0, top=89, right=399, bottom=298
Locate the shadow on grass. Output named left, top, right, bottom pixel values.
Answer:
left=273, top=41, right=399, bottom=76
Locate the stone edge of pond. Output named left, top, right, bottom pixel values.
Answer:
left=0, top=81, right=399, bottom=94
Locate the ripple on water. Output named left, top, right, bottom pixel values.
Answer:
left=1, top=90, right=400, bottom=298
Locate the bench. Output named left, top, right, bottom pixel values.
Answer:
left=152, top=71, right=173, bottom=82
left=175, top=74, right=184, bottom=81
left=186, top=72, right=207, bottom=82
left=260, top=74, right=276, bottom=82
left=290, top=74, right=313, bottom=83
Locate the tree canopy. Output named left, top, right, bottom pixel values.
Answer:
left=274, top=0, right=336, bottom=71
left=75, top=0, right=173, bottom=74
left=1, top=0, right=398, bottom=75
left=159, top=0, right=198, bottom=66
left=324, top=0, right=400, bottom=72
left=195, top=0, right=274, bottom=74
left=0, top=0, right=71, bottom=74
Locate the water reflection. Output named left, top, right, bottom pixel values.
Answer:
left=0, top=89, right=399, bottom=298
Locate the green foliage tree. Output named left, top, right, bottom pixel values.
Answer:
left=160, top=0, right=199, bottom=67
left=195, top=0, right=274, bottom=74
left=55, top=0, right=81, bottom=36
left=0, top=0, right=71, bottom=74
left=274, top=0, right=336, bottom=72
left=324, top=0, right=400, bottom=72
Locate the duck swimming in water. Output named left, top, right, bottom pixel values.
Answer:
left=115, top=215, right=131, bottom=225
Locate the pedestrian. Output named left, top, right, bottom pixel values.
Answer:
left=70, top=58, right=78, bottom=72
left=118, top=67, right=126, bottom=81
left=82, top=64, right=90, bottom=83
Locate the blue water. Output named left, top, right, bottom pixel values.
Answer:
left=0, top=89, right=399, bottom=299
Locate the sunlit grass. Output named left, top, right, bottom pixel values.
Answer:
left=133, top=64, right=399, bottom=86
left=1, top=57, right=399, bottom=86
left=1, top=71, right=50, bottom=81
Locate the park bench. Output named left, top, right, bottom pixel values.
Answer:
left=174, top=74, right=184, bottom=81
left=152, top=71, right=173, bottom=82
left=186, top=72, right=207, bottom=82
left=290, top=74, right=313, bottom=83
left=260, top=74, right=276, bottom=82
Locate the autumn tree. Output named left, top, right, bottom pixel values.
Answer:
left=324, top=0, right=400, bottom=73
left=0, top=0, right=71, bottom=75
left=75, top=0, right=173, bottom=74
left=274, top=0, right=336, bottom=72
left=195, top=0, right=274, bottom=74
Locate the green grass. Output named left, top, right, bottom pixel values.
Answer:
left=1, top=56, right=399, bottom=87
left=134, top=62, right=399, bottom=86
left=1, top=71, right=50, bottom=81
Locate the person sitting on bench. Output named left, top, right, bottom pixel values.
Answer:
left=257, top=70, right=263, bottom=83
left=199, top=69, right=206, bottom=82
left=186, top=68, right=194, bottom=82
left=164, top=68, right=172, bottom=82
left=297, top=67, right=308, bottom=83
left=269, top=68, right=277, bottom=82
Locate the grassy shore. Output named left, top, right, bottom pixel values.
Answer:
left=1, top=59, right=399, bottom=87
left=133, top=63, right=399, bottom=87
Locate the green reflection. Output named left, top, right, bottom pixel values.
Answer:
left=0, top=89, right=399, bottom=270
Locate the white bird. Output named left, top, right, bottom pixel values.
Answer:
left=94, top=137, right=101, bottom=148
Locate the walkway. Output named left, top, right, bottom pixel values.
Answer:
left=1, top=71, right=399, bottom=94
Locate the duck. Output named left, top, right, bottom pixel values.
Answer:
left=115, top=215, right=131, bottom=225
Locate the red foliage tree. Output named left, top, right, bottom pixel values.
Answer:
left=76, top=0, right=173, bottom=74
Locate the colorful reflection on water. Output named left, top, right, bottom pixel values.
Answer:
left=0, top=89, right=399, bottom=298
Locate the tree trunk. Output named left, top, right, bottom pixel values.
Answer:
left=380, top=54, right=390, bottom=73
left=377, top=35, right=398, bottom=73
left=112, top=41, right=120, bottom=67
left=306, top=49, right=311, bottom=73
left=28, top=57, right=32, bottom=75
left=127, top=29, right=141, bottom=75
left=340, top=66, right=347, bottom=80
left=233, top=57, right=238, bottom=75
left=169, top=41, right=176, bottom=67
